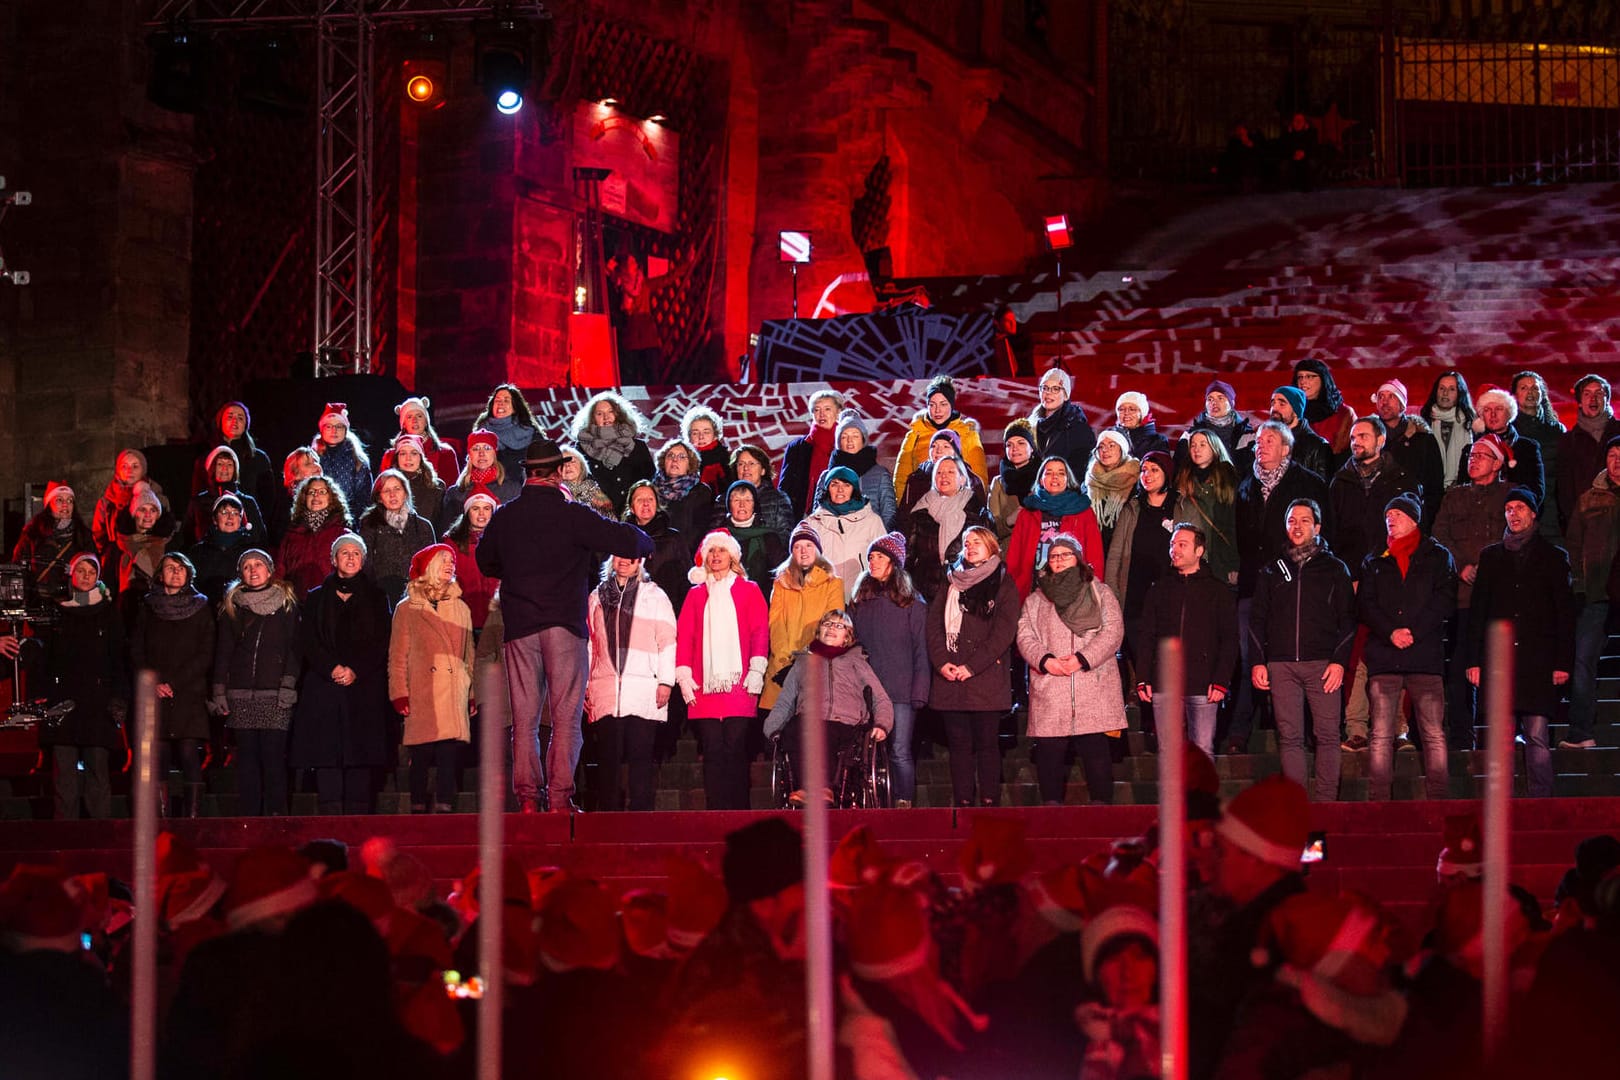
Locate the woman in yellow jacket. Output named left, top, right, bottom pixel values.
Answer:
left=759, top=523, right=846, bottom=711
left=893, top=375, right=989, bottom=500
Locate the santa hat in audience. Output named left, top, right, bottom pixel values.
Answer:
left=537, top=878, right=622, bottom=973
left=664, top=855, right=728, bottom=951
left=1372, top=379, right=1409, bottom=411
left=450, top=854, right=532, bottom=925
left=159, top=868, right=229, bottom=930
left=1216, top=774, right=1311, bottom=870
left=1028, top=863, right=1094, bottom=934
left=525, top=866, right=570, bottom=912
left=1437, top=814, right=1485, bottom=883
left=1184, top=742, right=1223, bottom=822
left=408, top=543, right=457, bottom=582
left=689, top=530, right=744, bottom=584
left=319, top=870, right=398, bottom=935
left=1433, top=879, right=1530, bottom=973
left=957, top=815, right=1032, bottom=890
left=67, top=552, right=100, bottom=579
left=1081, top=898, right=1160, bottom=983
left=43, top=481, right=75, bottom=509
left=0, top=865, right=83, bottom=954
left=204, top=444, right=240, bottom=477
left=619, top=889, right=673, bottom=960
left=1474, top=387, right=1518, bottom=432
left=848, top=884, right=989, bottom=1049
left=829, top=825, right=894, bottom=890
left=395, top=396, right=433, bottom=426
left=222, top=846, right=319, bottom=929
left=1259, top=892, right=1408, bottom=1043
left=1115, top=390, right=1150, bottom=418
left=462, top=489, right=500, bottom=514
left=789, top=521, right=823, bottom=554
left=156, top=831, right=209, bottom=877
left=1470, top=432, right=1513, bottom=469
left=868, top=531, right=907, bottom=569
left=465, top=429, right=499, bottom=453
left=318, top=402, right=351, bottom=431
left=212, top=492, right=245, bottom=517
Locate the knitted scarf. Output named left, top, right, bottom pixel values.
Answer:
left=1502, top=525, right=1534, bottom=553
left=303, top=507, right=333, bottom=533
left=578, top=422, right=638, bottom=469
left=1286, top=536, right=1321, bottom=567
left=1022, top=486, right=1092, bottom=517
left=943, top=556, right=1001, bottom=651
left=914, top=486, right=971, bottom=562
left=998, top=455, right=1039, bottom=502
left=699, top=572, right=744, bottom=693
left=1086, top=459, right=1140, bottom=529
left=383, top=507, right=411, bottom=532
left=234, top=581, right=288, bottom=616
left=808, top=639, right=852, bottom=660
left=695, top=440, right=730, bottom=490
left=653, top=470, right=700, bottom=507
left=596, top=573, right=639, bottom=674
left=484, top=414, right=535, bottom=452
left=146, top=583, right=208, bottom=621
left=64, top=582, right=110, bottom=608
left=727, top=518, right=776, bottom=573
left=1428, top=406, right=1469, bottom=487
left=465, top=464, right=499, bottom=489
left=831, top=445, right=878, bottom=477
left=1037, top=568, right=1102, bottom=635
left=1389, top=528, right=1420, bottom=577
left=1253, top=457, right=1290, bottom=502
left=1577, top=409, right=1615, bottom=441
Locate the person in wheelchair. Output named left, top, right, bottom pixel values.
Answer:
left=763, top=609, right=892, bottom=807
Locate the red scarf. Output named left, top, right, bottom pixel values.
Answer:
left=694, top=439, right=728, bottom=491
left=804, top=425, right=835, bottom=513
left=1389, top=528, right=1420, bottom=577
left=466, top=465, right=498, bottom=488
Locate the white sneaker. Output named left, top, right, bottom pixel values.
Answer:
left=1558, top=738, right=1597, bottom=750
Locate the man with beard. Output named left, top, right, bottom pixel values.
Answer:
left=1267, top=386, right=1331, bottom=481
left=1370, top=379, right=1445, bottom=528
left=1557, top=374, right=1620, bottom=529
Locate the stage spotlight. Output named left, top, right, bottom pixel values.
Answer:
left=408, top=74, right=435, bottom=101
left=648, top=112, right=668, bottom=124
left=147, top=28, right=211, bottom=114
left=476, top=17, right=532, bottom=115
left=402, top=29, right=449, bottom=109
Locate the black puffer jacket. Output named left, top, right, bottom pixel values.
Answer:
left=1133, top=564, right=1239, bottom=695
left=187, top=528, right=257, bottom=606
left=1358, top=537, right=1457, bottom=676
left=1033, top=401, right=1097, bottom=480
left=1248, top=540, right=1355, bottom=666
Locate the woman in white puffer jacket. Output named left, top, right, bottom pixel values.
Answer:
left=585, top=553, right=677, bottom=811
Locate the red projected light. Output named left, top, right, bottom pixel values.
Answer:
left=1044, top=214, right=1073, bottom=251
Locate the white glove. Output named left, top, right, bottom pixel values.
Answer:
left=743, top=656, right=767, bottom=697
left=675, top=666, right=698, bottom=705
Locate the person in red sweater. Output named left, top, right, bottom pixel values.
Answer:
left=1006, top=457, right=1105, bottom=598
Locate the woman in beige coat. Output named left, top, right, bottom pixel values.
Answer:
left=389, top=542, right=476, bottom=812
left=1016, top=534, right=1126, bottom=806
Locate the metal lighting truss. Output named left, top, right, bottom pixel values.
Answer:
left=142, top=1, right=548, bottom=375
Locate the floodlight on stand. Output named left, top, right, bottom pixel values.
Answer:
left=779, top=231, right=812, bottom=319
left=1043, top=213, right=1073, bottom=343
left=475, top=17, right=532, bottom=115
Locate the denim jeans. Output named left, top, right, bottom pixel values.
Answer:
left=504, top=627, right=588, bottom=808
left=888, top=703, right=917, bottom=803
left=1567, top=601, right=1608, bottom=744
left=1185, top=695, right=1219, bottom=758
left=1268, top=660, right=1342, bottom=802
left=1518, top=713, right=1554, bottom=798
left=1368, top=673, right=1449, bottom=800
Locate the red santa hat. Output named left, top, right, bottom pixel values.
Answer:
left=385, top=907, right=453, bottom=969
left=159, top=868, right=229, bottom=929
left=665, top=855, right=728, bottom=951
left=318, top=402, right=351, bottom=430
left=689, top=529, right=744, bottom=584
left=525, top=865, right=570, bottom=912
left=0, top=865, right=84, bottom=954
left=204, top=444, right=241, bottom=476
left=451, top=854, right=533, bottom=925
left=1081, top=900, right=1160, bottom=983
left=829, top=825, right=894, bottom=890
left=1256, top=892, right=1390, bottom=996
left=957, top=815, right=1033, bottom=890
left=42, top=481, right=75, bottom=509
left=1432, top=879, right=1530, bottom=969
left=465, top=429, right=500, bottom=453
left=391, top=433, right=427, bottom=459
left=536, top=878, right=622, bottom=973
left=848, top=883, right=933, bottom=982
left=1470, top=431, right=1514, bottom=469
left=222, top=846, right=319, bottom=929
left=408, top=542, right=458, bottom=582
left=1215, top=774, right=1311, bottom=870
left=1436, top=813, right=1484, bottom=883
left=619, top=889, right=673, bottom=960
left=156, top=830, right=208, bottom=877
left=462, top=487, right=501, bottom=514
left=1028, top=863, right=1095, bottom=934
left=67, top=552, right=100, bottom=579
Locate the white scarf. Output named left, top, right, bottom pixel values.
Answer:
left=701, top=571, right=745, bottom=693
left=944, top=586, right=965, bottom=653
left=1429, top=406, right=1468, bottom=489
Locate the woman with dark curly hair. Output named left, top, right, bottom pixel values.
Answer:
left=278, top=475, right=354, bottom=600
left=1293, top=358, right=1357, bottom=468
left=570, top=391, right=657, bottom=514
left=651, top=438, right=715, bottom=551
left=472, top=382, right=545, bottom=481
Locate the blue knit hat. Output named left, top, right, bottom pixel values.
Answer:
left=1272, top=385, right=1308, bottom=423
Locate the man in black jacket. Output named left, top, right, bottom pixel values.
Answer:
left=1230, top=421, right=1331, bottom=753
left=478, top=438, right=654, bottom=813
left=1135, top=523, right=1240, bottom=756
left=1466, top=487, right=1575, bottom=798
left=1249, top=499, right=1355, bottom=801
left=1557, top=374, right=1620, bottom=529
left=1328, top=416, right=1419, bottom=581
left=1360, top=493, right=1456, bottom=801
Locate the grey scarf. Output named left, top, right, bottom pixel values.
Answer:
left=578, top=422, right=638, bottom=469
left=915, top=485, right=971, bottom=562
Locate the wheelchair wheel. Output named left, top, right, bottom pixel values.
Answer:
left=769, top=736, right=795, bottom=809
left=865, top=731, right=892, bottom=809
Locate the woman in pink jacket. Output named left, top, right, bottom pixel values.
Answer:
left=676, top=530, right=769, bottom=810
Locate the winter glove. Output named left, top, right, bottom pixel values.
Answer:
left=208, top=686, right=229, bottom=717
left=674, top=666, right=698, bottom=706
left=392, top=697, right=411, bottom=715
left=743, top=656, right=767, bottom=697
left=276, top=676, right=298, bottom=711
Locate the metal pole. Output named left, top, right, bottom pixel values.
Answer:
left=476, top=659, right=506, bottom=1080
left=1481, top=619, right=1515, bottom=1064
left=1155, top=638, right=1188, bottom=1080
left=800, top=650, right=835, bottom=1080
left=130, top=670, right=160, bottom=1080
left=791, top=262, right=800, bottom=319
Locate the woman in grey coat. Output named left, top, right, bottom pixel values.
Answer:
left=1017, top=534, right=1127, bottom=805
